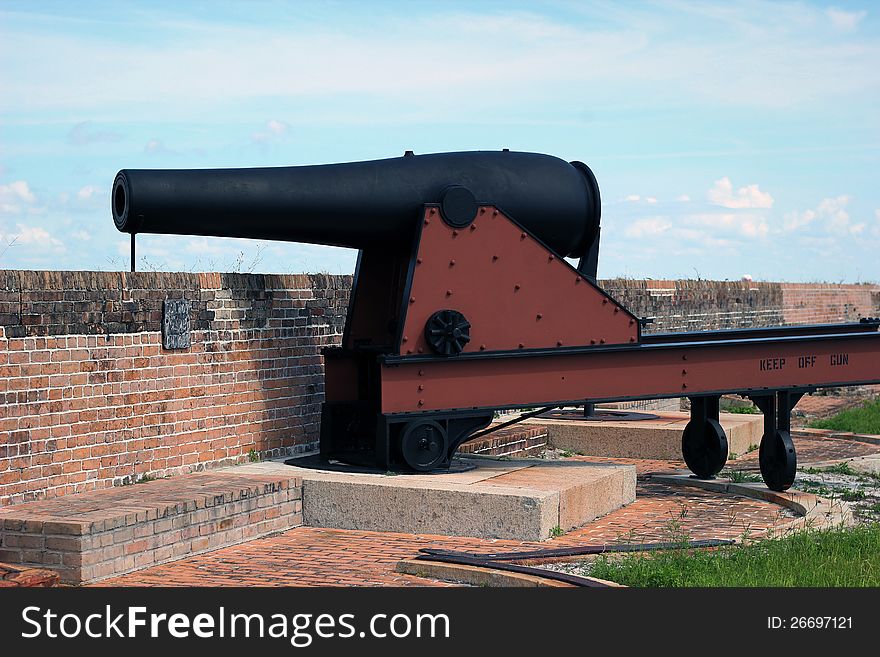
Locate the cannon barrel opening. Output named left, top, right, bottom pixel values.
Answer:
left=111, top=151, right=601, bottom=259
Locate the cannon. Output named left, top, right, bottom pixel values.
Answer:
left=112, top=150, right=880, bottom=490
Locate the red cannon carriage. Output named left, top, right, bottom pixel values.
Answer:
left=112, top=151, right=880, bottom=490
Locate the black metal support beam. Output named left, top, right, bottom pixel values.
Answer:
left=750, top=390, right=805, bottom=436
left=749, top=390, right=804, bottom=491
left=689, top=395, right=720, bottom=426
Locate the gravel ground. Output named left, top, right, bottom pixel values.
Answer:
left=793, top=465, right=880, bottom=523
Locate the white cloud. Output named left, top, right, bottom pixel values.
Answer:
left=826, top=8, right=867, bottom=30
left=707, top=177, right=774, bottom=209
left=784, top=195, right=864, bottom=235
left=623, top=194, right=657, bottom=204
left=0, top=180, right=37, bottom=215
left=740, top=218, right=770, bottom=238
left=77, top=185, right=100, bottom=201
left=784, top=208, right=817, bottom=231
left=266, top=119, right=288, bottom=135
left=72, top=229, right=91, bottom=241
left=4, top=4, right=880, bottom=123
left=67, top=121, right=122, bottom=145
left=677, top=194, right=691, bottom=202
left=252, top=119, right=290, bottom=143
left=818, top=195, right=851, bottom=231
left=144, top=138, right=178, bottom=155
left=685, top=212, right=769, bottom=239
left=185, top=236, right=231, bottom=255
left=624, top=217, right=672, bottom=238
left=6, top=224, right=64, bottom=251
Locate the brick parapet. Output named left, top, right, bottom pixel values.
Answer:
left=2, top=270, right=878, bottom=507
left=1, top=270, right=350, bottom=506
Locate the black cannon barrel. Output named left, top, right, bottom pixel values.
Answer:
left=112, top=151, right=601, bottom=258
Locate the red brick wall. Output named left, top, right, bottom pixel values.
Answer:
left=0, top=271, right=350, bottom=506
left=601, top=279, right=880, bottom=333
left=2, top=270, right=878, bottom=507
left=780, top=283, right=880, bottom=325
left=600, top=279, right=784, bottom=333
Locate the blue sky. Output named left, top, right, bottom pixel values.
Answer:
left=1, top=0, right=878, bottom=281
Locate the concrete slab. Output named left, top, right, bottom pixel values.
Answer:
left=234, top=457, right=636, bottom=542
left=846, top=454, right=880, bottom=476
left=527, top=410, right=763, bottom=460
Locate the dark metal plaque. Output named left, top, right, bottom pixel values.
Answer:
left=162, top=298, right=191, bottom=350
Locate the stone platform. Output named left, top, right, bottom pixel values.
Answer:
left=0, top=471, right=303, bottom=584
left=527, top=410, right=763, bottom=460
left=234, top=457, right=636, bottom=542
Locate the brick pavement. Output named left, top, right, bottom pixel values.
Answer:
left=96, top=431, right=879, bottom=587
left=1, top=431, right=870, bottom=588
left=0, top=561, right=58, bottom=587
left=730, top=432, right=880, bottom=470
left=793, top=395, right=861, bottom=420
left=97, top=475, right=796, bottom=587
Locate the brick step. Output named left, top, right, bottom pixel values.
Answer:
left=0, top=471, right=303, bottom=585
left=459, top=425, right=549, bottom=458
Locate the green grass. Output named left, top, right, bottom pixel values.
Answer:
left=724, top=404, right=760, bottom=414
left=587, top=525, right=880, bottom=587
left=719, top=468, right=762, bottom=483
left=802, top=462, right=857, bottom=476
left=809, top=398, right=880, bottom=434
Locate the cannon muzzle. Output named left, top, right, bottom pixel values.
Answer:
left=112, top=151, right=600, bottom=258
